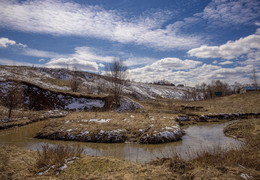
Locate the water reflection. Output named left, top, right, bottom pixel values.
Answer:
left=0, top=120, right=243, bottom=163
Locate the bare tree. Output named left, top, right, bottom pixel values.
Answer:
left=233, top=82, right=242, bottom=94
left=106, top=59, right=128, bottom=106
left=70, top=67, right=81, bottom=92
left=2, top=82, right=23, bottom=119
left=252, top=68, right=258, bottom=90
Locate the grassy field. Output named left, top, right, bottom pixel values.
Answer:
left=142, top=91, right=260, bottom=114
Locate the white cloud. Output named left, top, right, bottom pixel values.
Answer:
left=213, top=60, right=218, bottom=64
left=0, top=58, right=39, bottom=66
left=149, top=58, right=202, bottom=70
left=128, top=58, right=203, bottom=84
left=0, top=0, right=202, bottom=50
left=239, top=50, right=260, bottom=66
left=219, top=61, right=233, bottom=65
left=188, top=32, right=260, bottom=59
left=124, top=57, right=156, bottom=67
left=0, top=37, right=26, bottom=48
left=202, top=0, right=260, bottom=26
left=163, top=0, right=260, bottom=36
left=45, top=46, right=115, bottom=72
left=73, top=47, right=115, bottom=63
left=23, top=48, right=64, bottom=58
left=128, top=57, right=256, bottom=86
left=45, top=57, right=99, bottom=72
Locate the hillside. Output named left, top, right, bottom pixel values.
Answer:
left=0, top=65, right=188, bottom=100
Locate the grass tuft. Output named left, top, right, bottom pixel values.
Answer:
left=36, top=144, right=83, bottom=175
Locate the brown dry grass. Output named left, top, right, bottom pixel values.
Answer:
left=37, top=111, right=179, bottom=143
left=59, top=156, right=173, bottom=180
left=0, top=106, right=66, bottom=130
left=0, top=145, right=174, bottom=180
left=41, top=77, right=71, bottom=89
left=143, top=91, right=260, bottom=115
left=36, top=144, right=83, bottom=175
left=0, top=146, right=39, bottom=180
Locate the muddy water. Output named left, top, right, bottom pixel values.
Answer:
left=0, top=120, right=243, bottom=163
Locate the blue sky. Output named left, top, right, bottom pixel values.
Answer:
left=0, top=0, right=259, bottom=86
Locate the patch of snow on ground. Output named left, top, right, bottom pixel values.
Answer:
left=59, top=164, right=68, bottom=171
left=77, top=131, right=90, bottom=136
left=116, top=97, right=143, bottom=112
left=240, top=173, right=252, bottom=180
left=88, top=119, right=111, bottom=123
left=65, top=102, right=86, bottom=110
left=65, top=99, right=105, bottom=110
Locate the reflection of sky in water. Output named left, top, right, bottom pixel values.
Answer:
left=0, top=121, right=243, bottom=163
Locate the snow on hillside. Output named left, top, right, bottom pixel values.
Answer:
left=0, top=81, right=105, bottom=111
left=0, top=66, right=188, bottom=100
left=125, top=82, right=185, bottom=100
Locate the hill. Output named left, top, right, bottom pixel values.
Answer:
left=0, top=65, right=188, bottom=100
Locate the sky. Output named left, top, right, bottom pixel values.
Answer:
left=0, top=0, right=259, bottom=86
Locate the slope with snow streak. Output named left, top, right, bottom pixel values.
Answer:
left=0, top=66, right=188, bottom=100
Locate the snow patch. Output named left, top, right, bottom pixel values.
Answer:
left=115, top=97, right=143, bottom=112
left=88, top=119, right=111, bottom=123
left=63, top=98, right=105, bottom=110
left=240, top=173, right=252, bottom=179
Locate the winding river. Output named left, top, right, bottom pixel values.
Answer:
left=0, top=120, right=243, bottom=163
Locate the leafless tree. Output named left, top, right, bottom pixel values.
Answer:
left=3, top=82, right=23, bottom=119
left=252, top=68, right=258, bottom=90
left=233, top=82, right=242, bottom=93
left=70, top=67, right=81, bottom=92
left=106, top=59, right=128, bottom=106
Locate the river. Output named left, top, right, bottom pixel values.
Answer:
left=0, top=120, right=243, bottom=163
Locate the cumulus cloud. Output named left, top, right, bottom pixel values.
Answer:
left=73, top=47, right=115, bottom=63
left=128, top=58, right=203, bottom=84
left=0, top=0, right=202, bottom=50
left=45, top=46, right=115, bottom=72
left=202, top=0, right=260, bottom=26
left=46, top=57, right=99, bottom=72
left=128, top=57, right=255, bottom=85
left=0, top=37, right=26, bottom=48
left=188, top=32, right=260, bottom=59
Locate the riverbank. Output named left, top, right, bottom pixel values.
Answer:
left=0, top=108, right=67, bottom=130
left=151, top=117, right=260, bottom=179
left=0, top=145, right=173, bottom=180
left=35, top=112, right=184, bottom=144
